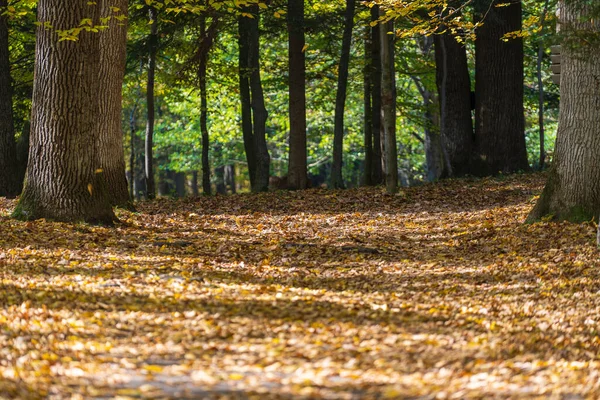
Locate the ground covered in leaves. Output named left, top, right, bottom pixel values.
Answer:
left=1, top=173, right=600, bottom=399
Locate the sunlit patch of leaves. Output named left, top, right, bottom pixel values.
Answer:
left=1, top=173, right=600, bottom=397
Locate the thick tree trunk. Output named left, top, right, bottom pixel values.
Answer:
left=527, top=1, right=600, bottom=223
left=370, top=6, right=384, bottom=185
left=97, top=0, right=129, bottom=207
left=363, top=24, right=373, bottom=187
left=0, top=0, right=20, bottom=197
left=145, top=7, right=158, bottom=199
left=434, top=30, right=473, bottom=176
left=287, top=0, right=308, bottom=190
left=15, top=0, right=114, bottom=223
left=537, top=0, right=551, bottom=170
left=380, top=19, right=397, bottom=194
left=331, top=0, right=356, bottom=189
left=474, top=0, right=529, bottom=175
left=248, top=5, right=270, bottom=193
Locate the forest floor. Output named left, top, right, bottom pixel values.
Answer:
left=1, top=173, right=600, bottom=399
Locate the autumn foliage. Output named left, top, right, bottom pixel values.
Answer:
left=1, top=173, right=599, bottom=397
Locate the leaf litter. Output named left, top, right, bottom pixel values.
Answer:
left=0, top=173, right=599, bottom=399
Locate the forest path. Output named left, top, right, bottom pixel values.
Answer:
left=0, top=173, right=598, bottom=399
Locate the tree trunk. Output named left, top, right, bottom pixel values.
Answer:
left=331, top=0, right=356, bottom=189
left=239, top=13, right=256, bottom=188
left=433, top=30, right=473, bottom=176
left=198, top=15, right=218, bottom=196
left=287, top=0, right=308, bottom=190
left=225, top=164, right=236, bottom=194
left=370, top=6, right=384, bottom=185
left=0, top=0, right=20, bottom=197
left=380, top=19, right=398, bottom=194
left=363, top=24, right=373, bottom=187
left=145, top=6, right=158, bottom=199
left=527, top=1, right=600, bottom=223
left=175, top=172, right=186, bottom=198
left=15, top=0, right=114, bottom=223
left=191, top=171, right=199, bottom=196
left=537, top=0, right=551, bottom=170
left=248, top=5, right=270, bottom=193
left=474, top=0, right=529, bottom=175
left=97, top=0, right=129, bottom=207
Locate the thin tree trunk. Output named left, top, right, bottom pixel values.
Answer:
left=434, top=29, right=473, bottom=176
left=370, top=5, right=383, bottom=185
left=0, top=0, right=20, bottom=197
left=474, top=0, right=529, bottom=175
left=239, top=13, right=256, bottom=188
left=248, top=4, right=270, bottom=193
left=15, top=0, right=114, bottom=223
left=527, top=1, right=600, bottom=222
left=145, top=6, right=158, bottom=199
left=380, top=19, right=397, bottom=194
left=191, top=171, right=199, bottom=196
left=537, top=0, right=551, bottom=170
left=287, top=0, right=308, bottom=190
left=129, top=105, right=136, bottom=199
left=363, top=24, right=373, bottom=187
left=198, top=15, right=219, bottom=196
left=331, top=0, right=356, bottom=189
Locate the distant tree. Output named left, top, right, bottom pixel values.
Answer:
left=380, top=18, right=397, bottom=194
left=331, top=0, right=356, bottom=189
left=239, top=5, right=270, bottom=193
left=0, top=0, right=20, bottom=197
left=287, top=0, right=308, bottom=190
left=145, top=6, right=158, bottom=199
left=15, top=0, right=115, bottom=223
left=473, top=0, right=529, bottom=174
left=528, top=1, right=600, bottom=222
left=369, top=5, right=384, bottom=186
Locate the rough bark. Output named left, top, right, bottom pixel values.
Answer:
left=527, top=1, right=600, bottom=222
left=287, top=0, right=308, bottom=190
left=370, top=6, right=383, bottom=185
left=380, top=19, right=397, bottom=194
left=145, top=6, right=158, bottom=199
left=97, top=0, right=129, bottom=207
left=331, top=0, right=356, bottom=189
left=0, top=0, right=20, bottom=197
left=15, top=0, right=114, bottom=223
left=474, top=0, right=529, bottom=175
left=248, top=5, right=270, bottom=193
left=363, top=24, right=373, bottom=187
left=537, top=0, right=551, bottom=170
left=433, top=30, right=473, bottom=176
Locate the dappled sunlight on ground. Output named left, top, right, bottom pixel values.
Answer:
left=1, top=173, right=599, bottom=398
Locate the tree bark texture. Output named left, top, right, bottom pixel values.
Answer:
left=0, top=0, right=20, bottom=197
left=380, top=20, right=398, bottom=194
left=248, top=5, right=270, bottom=193
left=363, top=24, right=373, bottom=187
left=15, top=0, right=114, bottom=223
left=287, top=0, right=308, bottom=190
left=433, top=31, right=473, bottom=176
left=97, top=0, right=129, bottom=207
left=145, top=6, right=158, bottom=199
left=527, top=1, right=600, bottom=222
left=370, top=6, right=383, bottom=185
left=331, top=0, right=356, bottom=189
left=474, top=0, right=529, bottom=175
